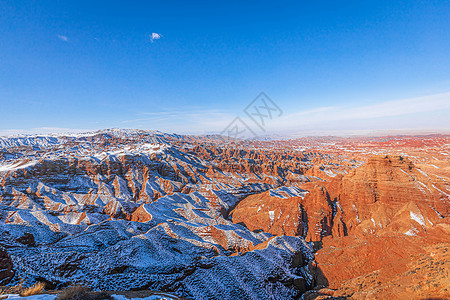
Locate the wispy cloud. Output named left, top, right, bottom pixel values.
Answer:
left=119, top=92, right=450, bottom=136
left=270, top=91, right=450, bottom=131
left=57, top=35, right=69, bottom=42
left=150, top=32, right=162, bottom=42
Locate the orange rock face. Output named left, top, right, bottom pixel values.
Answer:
left=231, top=150, right=450, bottom=299
left=310, top=154, right=449, bottom=298
left=231, top=189, right=307, bottom=237
left=315, top=222, right=450, bottom=299
left=231, top=185, right=335, bottom=242
left=334, top=155, right=449, bottom=233
left=1, top=131, right=449, bottom=299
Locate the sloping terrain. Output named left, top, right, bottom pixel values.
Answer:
left=0, top=130, right=449, bottom=299
left=231, top=140, right=450, bottom=299
left=0, top=130, right=320, bottom=299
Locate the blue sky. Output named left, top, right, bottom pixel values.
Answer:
left=1, top=0, right=449, bottom=136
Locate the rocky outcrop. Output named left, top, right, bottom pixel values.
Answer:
left=330, top=155, right=449, bottom=236
left=231, top=185, right=336, bottom=242
left=0, top=131, right=448, bottom=299
left=231, top=187, right=309, bottom=237
left=0, top=130, right=322, bottom=299
left=315, top=221, right=450, bottom=299
left=232, top=153, right=450, bottom=299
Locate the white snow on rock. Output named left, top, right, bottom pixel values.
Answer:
left=0, top=160, right=37, bottom=172
left=269, top=210, right=275, bottom=221
left=0, top=130, right=316, bottom=300
left=268, top=186, right=308, bottom=199
left=410, top=211, right=426, bottom=227
left=404, top=225, right=419, bottom=236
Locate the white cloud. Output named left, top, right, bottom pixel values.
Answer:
left=269, top=91, right=450, bottom=132
left=150, top=32, right=162, bottom=42
left=9, top=93, right=447, bottom=138
left=124, top=92, right=450, bottom=136
left=57, top=35, right=68, bottom=42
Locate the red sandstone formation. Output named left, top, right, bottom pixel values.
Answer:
left=231, top=152, right=450, bottom=299
left=0, top=131, right=449, bottom=299
left=315, top=221, right=450, bottom=299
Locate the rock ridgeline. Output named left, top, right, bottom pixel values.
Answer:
left=0, top=130, right=448, bottom=299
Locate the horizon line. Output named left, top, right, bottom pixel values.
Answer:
left=1, top=127, right=450, bottom=139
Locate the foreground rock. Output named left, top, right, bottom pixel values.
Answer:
left=316, top=223, right=450, bottom=299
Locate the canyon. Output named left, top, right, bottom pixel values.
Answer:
left=0, top=129, right=449, bottom=299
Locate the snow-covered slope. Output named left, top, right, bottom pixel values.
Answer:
left=2, top=130, right=449, bottom=299
left=0, top=129, right=321, bottom=299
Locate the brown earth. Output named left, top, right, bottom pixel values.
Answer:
left=232, top=152, right=450, bottom=299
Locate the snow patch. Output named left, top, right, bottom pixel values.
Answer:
left=410, top=211, right=426, bottom=226
left=268, top=186, right=308, bottom=199
left=417, top=168, right=431, bottom=179
left=0, top=160, right=37, bottom=172
left=269, top=210, right=275, bottom=221
left=404, top=228, right=418, bottom=236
